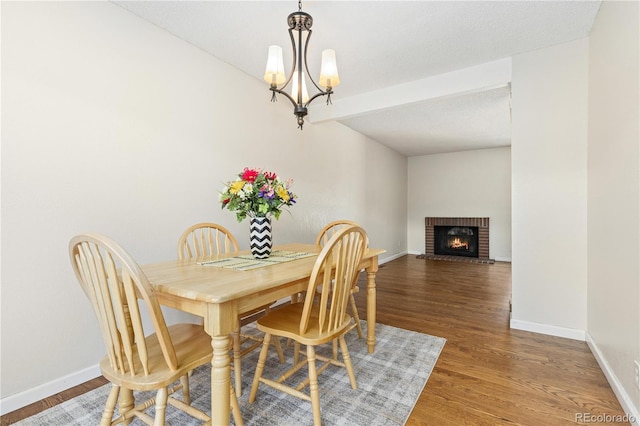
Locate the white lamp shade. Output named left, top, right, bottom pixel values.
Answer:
left=291, top=70, right=310, bottom=104
left=264, top=45, right=286, bottom=85
left=319, top=49, right=340, bottom=88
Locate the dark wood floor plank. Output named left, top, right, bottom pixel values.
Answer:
left=0, top=376, right=108, bottom=425
left=1, top=255, right=626, bottom=425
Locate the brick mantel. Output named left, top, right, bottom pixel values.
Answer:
left=425, top=217, right=490, bottom=260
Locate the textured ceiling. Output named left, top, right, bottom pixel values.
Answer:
left=340, top=86, right=512, bottom=156
left=113, top=1, right=601, bottom=156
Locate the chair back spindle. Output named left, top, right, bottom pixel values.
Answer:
left=301, top=226, right=367, bottom=335
left=314, top=220, right=368, bottom=339
left=315, top=220, right=361, bottom=248
left=70, top=234, right=178, bottom=376
left=178, top=223, right=239, bottom=260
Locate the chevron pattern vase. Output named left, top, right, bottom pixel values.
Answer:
left=249, top=217, right=272, bottom=259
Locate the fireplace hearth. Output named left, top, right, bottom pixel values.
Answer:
left=421, top=217, right=493, bottom=264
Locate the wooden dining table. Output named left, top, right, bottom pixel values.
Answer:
left=140, top=242, right=385, bottom=425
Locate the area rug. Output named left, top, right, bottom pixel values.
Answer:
left=16, top=321, right=445, bottom=425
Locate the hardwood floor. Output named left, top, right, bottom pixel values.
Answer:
left=1, top=255, right=626, bottom=425
left=356, top=256, right=626, bottom=425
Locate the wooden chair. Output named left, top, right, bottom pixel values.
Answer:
left=177, top=222, right=239, bottom=260
left=249, top=225, right=368, bottom=426
left=177, top=222, right=284, bottom=396
left=315, top=219, right=366, bottom=339
left=69, top=233, right=242, bottom=426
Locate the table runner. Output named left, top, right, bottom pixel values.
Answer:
left=198, top=250, right=316, bottom=271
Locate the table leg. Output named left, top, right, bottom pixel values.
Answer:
left=366, top=260, right=379, bottom=353
left=210, top=335, right=231, bottom=425
left=205, top=304, right=236, bottom=426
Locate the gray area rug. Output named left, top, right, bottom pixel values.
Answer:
left=16, top=321, right=445, bottom=425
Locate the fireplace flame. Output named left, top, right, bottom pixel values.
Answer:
left=449, top=237, right=469, bottom=250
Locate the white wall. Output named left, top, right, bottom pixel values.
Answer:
left=510, top=38, right=589, bottom=339
left=4, top=0, right=638, bottom=418
left=587, top=0, right=640, bottom=417
left=407, top=147, right=511, bottom=261
left=0, top=1, right=407, bottom=408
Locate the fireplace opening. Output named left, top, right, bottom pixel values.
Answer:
left=434, top=226, right=479, bottom=258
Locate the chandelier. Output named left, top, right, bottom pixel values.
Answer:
left=263, top=1, right=340, bottom=130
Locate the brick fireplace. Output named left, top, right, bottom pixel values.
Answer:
left=423, top=217, right=493, bottom=263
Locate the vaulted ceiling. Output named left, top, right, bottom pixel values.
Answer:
left=113, top=1, right=601, bottom=156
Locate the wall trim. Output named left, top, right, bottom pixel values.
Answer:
left=0, top=364, right=101, bottom=416
left=586, top=332, right=640, bottom=426
left=380, top=250, right=407, bottom=264
left=510, top=319, right=586, bottom=341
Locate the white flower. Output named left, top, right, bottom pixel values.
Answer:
left=240, top=183, right=253, bottom=199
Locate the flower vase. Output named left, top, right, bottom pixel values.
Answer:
left=249, top=217, right=272, bottom=259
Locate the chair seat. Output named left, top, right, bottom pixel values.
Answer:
left=100, top=323, right=212, bottom=391
left=257, top=303, right=353, bottom=346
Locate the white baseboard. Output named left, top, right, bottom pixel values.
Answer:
left=380, top=250, right=408, bottom=264
left=509, top=319, right=586, bottom=341
left=0, top=364, right=101, bottom=416
left=586, top=332, right=640, bottom=426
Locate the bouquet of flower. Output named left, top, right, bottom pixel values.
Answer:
left=220, top=167, right=297, bottom=222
